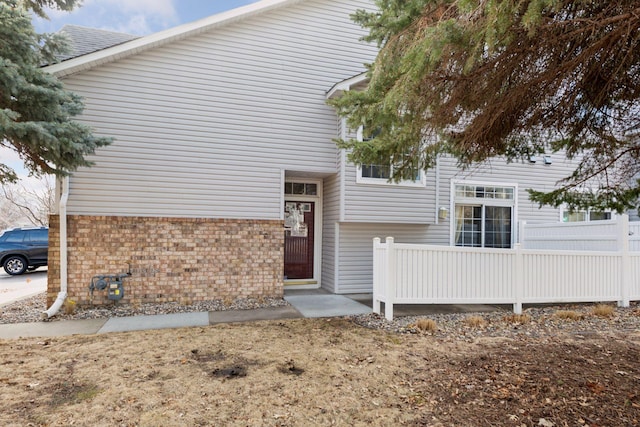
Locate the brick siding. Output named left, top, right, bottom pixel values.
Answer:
left=47, top=215, right=284, bottom=306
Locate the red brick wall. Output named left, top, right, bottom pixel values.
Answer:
left=48, top=215, right=284, bottom=306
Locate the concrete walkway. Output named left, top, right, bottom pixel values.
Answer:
left=284, top=294, right=371, bottom=318
left=0, top=290, right=500, bottom=340
left=0, top=292, right=371, bottom=340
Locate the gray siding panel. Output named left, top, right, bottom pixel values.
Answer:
left=341, top=123, right=435, bottom=223
left=63, top=0, right=378, bottom=218
left=334, top=154, right=578, bottom=294
left=337, top=223, right=431, bottom=293
left=321, top=173, right=340, bottom=292
left=340, top=148, right=574, bottom=227
left=428, top=154, right=577, bottom=244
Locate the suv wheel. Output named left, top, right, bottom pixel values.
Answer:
left=3, top=256, right=27, bottom=275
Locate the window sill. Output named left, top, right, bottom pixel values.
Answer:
left=356, top=177, right=425, bottom=188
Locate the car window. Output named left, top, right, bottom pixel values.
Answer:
left=4, top=232, right=25, bottom=243
left=29, top=229, right=48, bottom=242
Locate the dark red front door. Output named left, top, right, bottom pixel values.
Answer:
left=284, top=201, right=314, bottom=280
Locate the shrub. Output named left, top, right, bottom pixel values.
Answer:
left=592, top=304, right=615, bottom=318
left=553, top=310, right=584, bottom=321
left=502, top=313, right=531, bottom=324
left=63, top=299, right=77, bottom=315
left=411, top=318, right=437, bottom=333
left=463, top=315, right=487, bottom=328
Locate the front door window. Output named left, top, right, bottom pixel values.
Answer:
left=284, top=201, right=315, bottom=280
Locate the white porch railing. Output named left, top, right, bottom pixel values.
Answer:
left=373, top=215, right=639, bottom=320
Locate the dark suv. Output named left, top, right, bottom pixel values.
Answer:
left=0, top=227, right=49, bottom=275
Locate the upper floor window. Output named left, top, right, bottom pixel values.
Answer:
left=355, top=126, right=423, bottom=186
left=360, top=164, right=390, bottom=179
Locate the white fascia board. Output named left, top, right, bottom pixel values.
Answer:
left=43, top=0, right=306, bottom=78
left=326, top=72, right=369, bottom=99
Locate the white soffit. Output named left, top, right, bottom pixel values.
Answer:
left=326, top=72, right=369, bottom=99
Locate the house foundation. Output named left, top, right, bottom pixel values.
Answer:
left=47, top=215, right=284, bottom=307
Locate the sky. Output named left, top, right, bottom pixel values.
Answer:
left=34, top=0, right=263, bottom=35
left=2, top=1, right=264, bottom=190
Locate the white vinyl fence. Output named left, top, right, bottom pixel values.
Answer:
left=373, top=215, right=640, bottom=320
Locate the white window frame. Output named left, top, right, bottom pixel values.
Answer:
left=559, top=206, right=616, bottom=223
left=355, top=126, right=425, bottom=187
left=449, top=180, right=518, bottom=248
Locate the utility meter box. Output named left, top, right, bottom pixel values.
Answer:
left=107, top=280, right=124, bottom=300
left=89, top=271, right=130, bottom=303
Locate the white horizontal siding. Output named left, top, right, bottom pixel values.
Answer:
left=337, top=222, right=431, bottom=293
left=426, top=154, right=576, bottom=244
left=63, top=0, right=378, bottom=218
left=341, top=123, right=435, bottom=223
left=339, top=151, right=573, bottom=243
left=441, top=154, right=573, bottom=221
left=321, top=172, right=340, bottom=292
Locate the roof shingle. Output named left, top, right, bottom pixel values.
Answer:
left=57, top=25, right=139, bottom=62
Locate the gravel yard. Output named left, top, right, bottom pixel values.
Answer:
left=3, top=291, right=640, bottom=339
left=0, top=292, right=290, bottom=324
left=1, top=293, right=640, bottom=426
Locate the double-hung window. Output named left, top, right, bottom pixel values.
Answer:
left=452, top=183, right=516, bottom=248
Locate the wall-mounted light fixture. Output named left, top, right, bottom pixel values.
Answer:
left=438, top=206, right=449, bottom=220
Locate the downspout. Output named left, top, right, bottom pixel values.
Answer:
left=42, top=176, right=69, bottom=319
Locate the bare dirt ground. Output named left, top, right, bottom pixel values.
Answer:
left=1, top=314, right=639, bottom=427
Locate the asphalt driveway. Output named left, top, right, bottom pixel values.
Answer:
left=0, top=268, right=47, bottom=307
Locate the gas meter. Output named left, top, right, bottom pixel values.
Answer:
left=89, top=272, right=130, bottom=302
left=107, top=278, right=125, bottom=300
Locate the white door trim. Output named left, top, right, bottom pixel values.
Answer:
left=284, top=178, right=322, bottom=289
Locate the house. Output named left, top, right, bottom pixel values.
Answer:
left=44, top=0, right=580, bottom=309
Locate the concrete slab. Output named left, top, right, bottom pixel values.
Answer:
left=209, top=306, right=302, bottom=324
left=0, top=318, right=106, bottom=339
left=382, top=303, right=501, bottom=316
left=345, top=294, right=502, bottom=316
left=98, top=312, right=209, bottom=334
left=284, top=294, right=371, bottom=318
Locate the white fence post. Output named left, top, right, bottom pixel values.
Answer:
left=619, top=214, right=630, bottom=307
left=518, top=220, right=527, bottom=247
left=385, top=237, right=395, bottom=321
left=513, top=243, right=523, bottom=314
left=372, top=238, right=381, bottom=315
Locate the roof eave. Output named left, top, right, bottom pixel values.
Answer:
left=326, top=72, right=369, bottom=100
left=44, top=0, right=306, bottom=77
